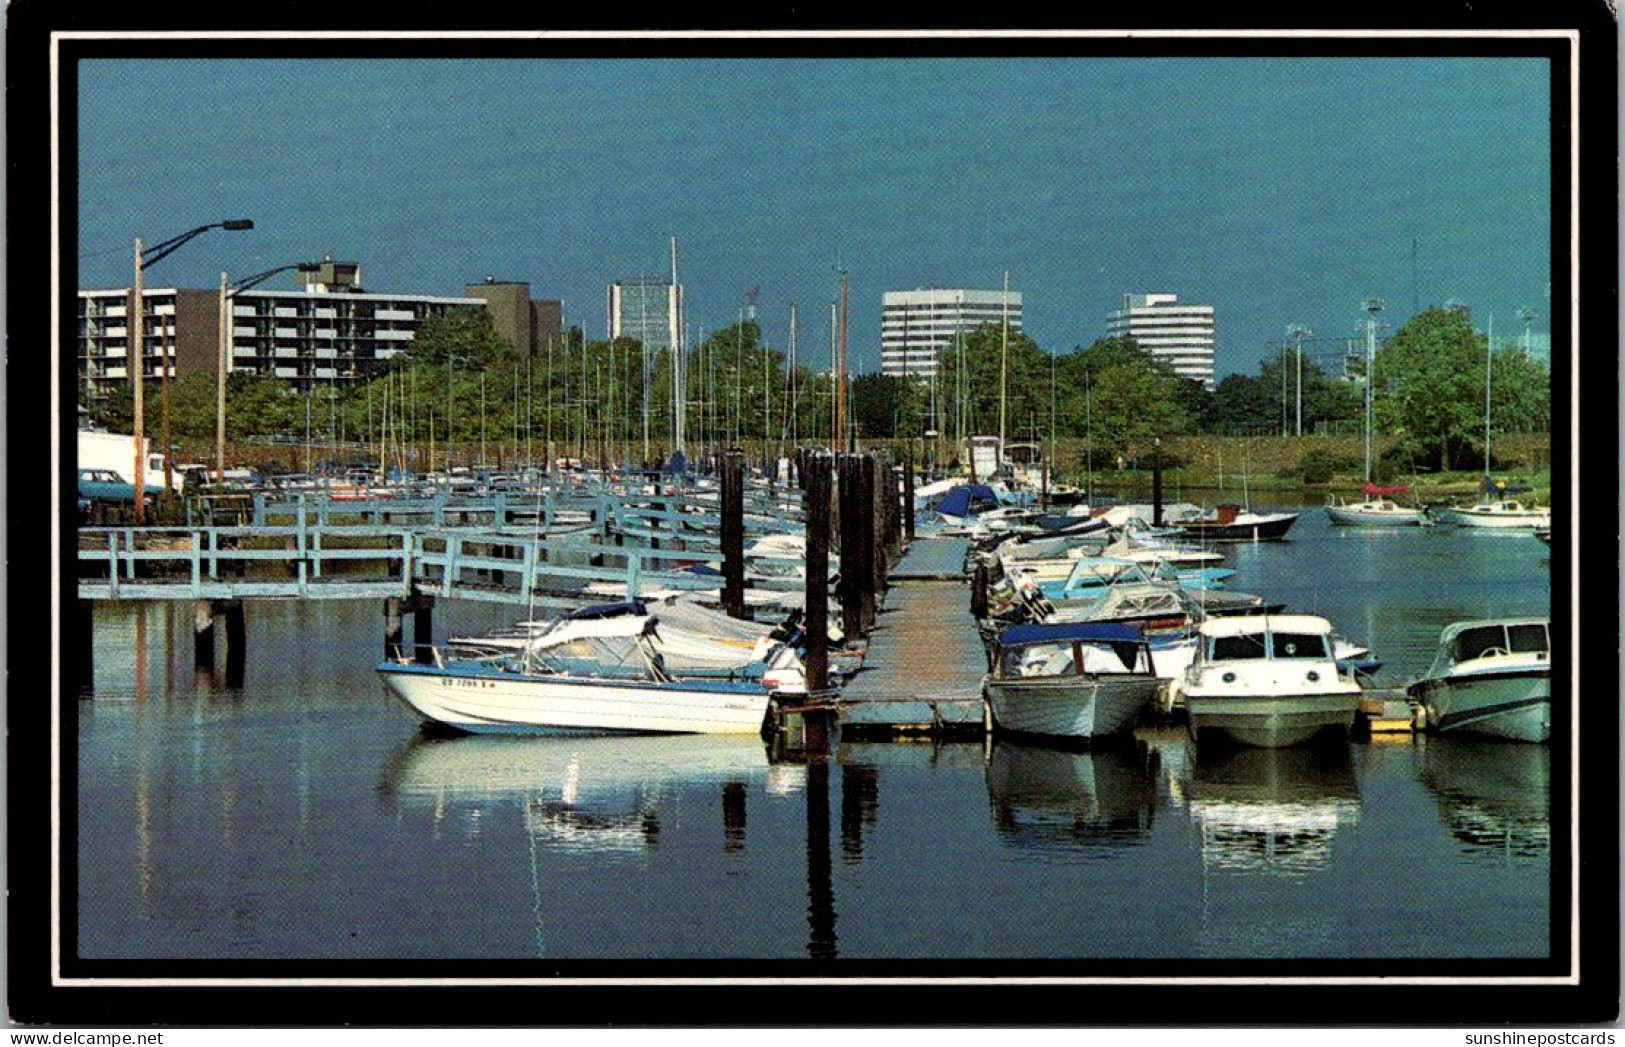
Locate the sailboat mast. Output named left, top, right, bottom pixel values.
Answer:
left=837, top=269, right=849, bottom=452
left=1485, top=314, right=1494, bottom=479
left=671, top=236, right=684, bottom=456
left=1362, top=298, right=1383, bottom=487
left=998, top=270, right=1010, bottom=456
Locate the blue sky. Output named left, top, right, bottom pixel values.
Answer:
left=77, top=56, right=1552, bottom=377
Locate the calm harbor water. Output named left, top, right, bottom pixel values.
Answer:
left=76, top=508, right=1554, bottom=962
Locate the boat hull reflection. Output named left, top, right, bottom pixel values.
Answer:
left=1418, top=738, right=1549, bottom=860
left=1187, top=746, right=1361, bottom=876
left=984, top=740, right=1160, bottom=851
left=381, top=732, right=774, bottom=851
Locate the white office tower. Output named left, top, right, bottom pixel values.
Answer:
left=880, top=288, right=1022, bottom=378
left=1106, top=293, right=1216, bottom=390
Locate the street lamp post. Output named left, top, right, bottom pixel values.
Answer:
left=129, top=219, right=253, bottom=521
left=217, top=261, right=301, bottom=482
left=1288, top=325, right=1313, bottom=437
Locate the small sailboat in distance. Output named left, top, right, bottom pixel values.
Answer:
left=1326, top=300, right=1427, bottom=526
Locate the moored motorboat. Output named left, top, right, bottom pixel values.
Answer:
left=1169, top=504, right=1299, bottom=542
left=378, top=614, right=774, bottom=736
left=1407, top=618, right=1550, bottom=743
left=983, top=622, right=1160, bottom=741
left=1177, top=615, right=1361, bottom=748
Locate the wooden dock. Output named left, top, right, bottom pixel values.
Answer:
left=838, top=538, right=987, bottom=736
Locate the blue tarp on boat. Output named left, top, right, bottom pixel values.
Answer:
left=933, top=483, right=1000, bottom=519
left=995, top=622, right=1147, bottom=647
left=567, top=601, right=647, bottom=619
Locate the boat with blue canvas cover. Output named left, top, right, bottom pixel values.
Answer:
left=1407, top=618, right=1550, bottom=743
left=983, top=621, right=1160, bottom=740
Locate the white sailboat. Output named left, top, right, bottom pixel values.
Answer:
left=1325, top=300, right=1428, bottom=526
left=1448, top=313, right=1551, bottom=530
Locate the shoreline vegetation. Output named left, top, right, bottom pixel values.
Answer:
left=161, top=431, right=1552, bottom=508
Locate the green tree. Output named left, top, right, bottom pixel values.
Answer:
left=405, top=309, right=516, bottom=368
left=932, top=323, right=1051, bottom=441
left=851, top=374, right=926, bottom=439
left=1373, top=307, right=1545, bottom=471
left=1049, top=337, right=1195, bottom=453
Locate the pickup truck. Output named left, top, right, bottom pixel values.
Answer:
left=78, top=468, right=155, bottom=507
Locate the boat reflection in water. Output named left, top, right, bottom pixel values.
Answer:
left=984, top=739, right=1161, bottom=853
left=379, top=731, right=773, bottom=853
left=1417, top=738, right=1549, bottom=861
left=1187, top=745, right=1361, bottom=877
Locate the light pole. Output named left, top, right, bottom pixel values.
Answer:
left=1288, top=325, right=1313, bottom=437
left=217, top=262, right=301, bottom=482
left=129, top=219, right=253, bottom=522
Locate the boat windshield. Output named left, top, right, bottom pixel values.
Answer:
left=1507, top=622, right=1549, bottom=654
left=1208, top=630, right=1329, bottom=661
left=1449, top=622, right=1548, bottom=661
left=1450, top=625, right=1511, bottom=662
left=1000, top=640, right=1148, bottom=676
left=1271, top=632, right=1330, bottom=659
left=1210, top=633, right=1267, bottom=661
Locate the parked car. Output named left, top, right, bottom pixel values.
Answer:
left=78, top=468, right=153, bottom=506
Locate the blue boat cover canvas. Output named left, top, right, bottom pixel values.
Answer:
left=664, top=450, right=689, bottom=474
left=567, top=601, right=648, bottom=619
left=996, top=621, right=1146, bottom=646
left=933, top=483, right=1000, bottom=518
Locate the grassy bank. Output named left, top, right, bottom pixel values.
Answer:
left=167, top=431, right=1553, bottom=506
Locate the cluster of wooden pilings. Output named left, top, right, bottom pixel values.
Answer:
left=773, top=446, right=910, bottom=753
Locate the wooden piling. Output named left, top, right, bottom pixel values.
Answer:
left=76, top=600, right=96, bottom=697
left=1152, top=442, right=1164, bottom=526
left=411, top=594, right=435, bottom=664
left=803, top=453, right=831, bottom=695
left=219, top=600, right=245, bottom=686
left=194, top=598, right=216, bottom=670
left=384, top=597, right=404, bottom=660
left=721, top=449, right=746, bottom=619
left=838, top=455, right=865, bottom=640
left=903, top=447, right=916, bottom=542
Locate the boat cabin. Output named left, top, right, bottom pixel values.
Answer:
left=1196, top=615, right=1337, bottom=664
left=992, top=621, right=1154, bottom=678
left=1428, top=618, right=1550, bottom=672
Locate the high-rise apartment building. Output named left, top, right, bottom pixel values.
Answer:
left=607, top=276, right=681, bottom=354
left=76, top=260, right=556, bottom=406
left=1105, top=293, right=1216, bottom=390
left=880, top=288, right=1022, bottom=378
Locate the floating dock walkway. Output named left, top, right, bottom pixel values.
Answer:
left=838, top=537, right=988, bottom=736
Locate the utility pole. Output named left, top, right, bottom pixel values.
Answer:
left=217, top=271, right=229, bottom=482
left=131, top=239, right=146, bottom=522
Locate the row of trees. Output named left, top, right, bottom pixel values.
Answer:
left=89, top=306, right=1550, bottom=472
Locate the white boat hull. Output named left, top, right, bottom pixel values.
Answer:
left=1449, top=509, right=1551, bottom=529
left=378, top=663, right=771, bottom=735
left=1185, top=691, right=1359, bottom=749
left=1324, top=503, right=1427, bottom=527
left=1410, top=669, right=1550, bottom=743
left=984, top=674, right=1159, bottom=740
